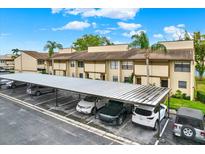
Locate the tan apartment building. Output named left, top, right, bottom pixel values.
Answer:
left=14, top=51, right=52, bottom=74
left=0, top=54, right=14, bottom=70
left=51, top=41, right=195, bottom=100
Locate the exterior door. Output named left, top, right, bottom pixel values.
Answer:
left=161, top=79, right=168, bottom=87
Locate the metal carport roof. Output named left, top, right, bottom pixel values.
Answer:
left=0, top=73, right=170, bottom=107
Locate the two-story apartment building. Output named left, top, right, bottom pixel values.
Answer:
left=51, top=40, right=195, bottom=100
left=0, top=54, right=14, bottom=70
left=14, top=51, right=52, bottom=73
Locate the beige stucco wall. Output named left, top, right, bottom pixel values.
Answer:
left=169, top=61, right=191, bottom=97
left=161, top=40, right=194, bottom=50
left=53, top=60, right=67, bottom=70
left=88, top=45, right=128, bottom=53
left=84, top=62, right=105, bottom=73
left=58, top=48, right=76, bottom=54
left=141, top=76, right=161, bottom=87
left=134, top=64, right=168, bottom=77
left=14, top=56, right=21, bottom=71
left=14, top=52, right=37, bottom=72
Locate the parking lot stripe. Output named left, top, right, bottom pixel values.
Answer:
left=65, top=110, right=77, bottom=117
left=0, top=92, right=140, bottom=145
left=154, top=118, right=170, bottom=145
left=35, top=96, right=64, bottom=106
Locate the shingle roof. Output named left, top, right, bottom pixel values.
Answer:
left=0, top=54, right=13, bottom=60
left=128, top=49, right=194, bottom=60
left=22, top=50, right=52, bottom=60
left=51, top=48, right=194, bottom=61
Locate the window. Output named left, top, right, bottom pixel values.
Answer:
left=174, top=62, right=190, bottom=72
left=110, top=61, right=118, bottom=69
left=37, top=60, right=44, bottom=65
left=124, top=77, right=130, bottom=83
left=176, top=116, right=204, bottom=130
left=135, top=108, right=152, bottom=116
left=122, top=61, right=133, bottom=70
left=78, top=61, right=84, bottom=68
left=178, top=81, right=187, bottom=89
left=161, top=80, right=168, bottom=87
left=79, top=73, right=83, bottom=78
left=112, top=76, right=118, bottom=82
left=136, top=77, right=141, bottom=84
left=70, top=61, right=75, bottom=67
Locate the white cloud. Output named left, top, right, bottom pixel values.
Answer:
left=113, top=41, right=126, bottom=44
left=0, top=33, right=10, bottom=38
left=63, top=8, right=140, bottom=20
left=177, top=24, right=185, bottom=28
left=52, top=21, right=91, bottom=31
left=107, top=27, right=117, bottom=30
left=122, top=30, right=146, bottom=37
left=117, top=22, right=142, bottom=31
left=51, top=8, right=63, bottom=14
left=153, top=33, right=163, bottom=39
left=95, top=29, right=111, bottom=35
left=164, top=25, right=186, bottom=40
left=92, top=22, right=97, bottom=28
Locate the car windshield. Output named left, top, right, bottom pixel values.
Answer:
left=135, top=108, right=152, bottom=116
left=176, top=116, right=204, bottom=130
left=84, top=96, right=97, bottom=102
left=107, top=100, right=123, bottom=109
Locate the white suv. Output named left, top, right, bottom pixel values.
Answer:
left=76, top=96, right=106, bottom=115
left=132, top=104, right=167, bottom=130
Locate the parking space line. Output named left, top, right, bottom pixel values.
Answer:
left=116, top=119, right=130, bottom=134
left=35, top=96, right=64, bottom=106
left=154, top=118, right=170, bottom=145
left=65, top=110, right=77, bottom=117
left=0, top=92, right=140, bottom=145
left=15, top=94, right=28, bottom=98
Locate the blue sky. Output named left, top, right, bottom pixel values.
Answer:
left=0, top=8, right=205, bottom=54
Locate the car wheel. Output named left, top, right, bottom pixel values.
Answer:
left=117, top=115, right=124, bottom=125
left=36, top=91, right=41, bottom=96
left=91, top=107, right=97, bottom=115
left=11, top=84, right=16, bottom=89
left=181, top=125, right=196, bottom=139
left=153, top=121, right=159, bottom=131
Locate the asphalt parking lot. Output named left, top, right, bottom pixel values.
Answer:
left=0, top=85, right=167, bottom=145
left=0, top=78, right=203, bottom=145
left=0, top=96, right=119, bottom=145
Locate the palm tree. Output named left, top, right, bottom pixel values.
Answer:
left=11, top=48, right=20, bottom=58
left=44, top=41, right=63, bottom=57
left=129, top=31, right=167, bottom=85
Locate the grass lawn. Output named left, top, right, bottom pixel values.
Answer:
left=196, top=80, right=205, bottom=93
left=165, top=97, right=205, bottom=114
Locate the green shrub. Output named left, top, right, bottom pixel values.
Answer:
left=172, top=90, right=190, bottom=100
left=197, top=91, right=205, bottom=103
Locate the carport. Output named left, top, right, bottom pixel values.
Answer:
left=0, top=73, right=171, bottom=140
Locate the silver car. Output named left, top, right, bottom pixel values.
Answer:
left=173, top=107, right=205, bottom=143
left=26, top=84, right=55, bottom=96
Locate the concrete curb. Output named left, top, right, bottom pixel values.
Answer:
left=0, top=92, right=140, bottom=145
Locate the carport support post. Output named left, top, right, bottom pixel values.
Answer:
left=157, top=103, right=161, bottom=140
left=168, top=93, right=170, bottom=118
left=94, top=98, right=97, bottom=119
left=55, top=89, right=58, bottom=107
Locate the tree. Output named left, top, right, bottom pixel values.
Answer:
left=129, top=31, right=167, bottom=85
left=11, top=48, right=20, bottom=59
left=44, top=41, right=63, bottom=57
left=194, top=32, right=205, bottom=80
left=72, top=34, right=114, bottom=51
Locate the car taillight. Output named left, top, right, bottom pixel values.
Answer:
left=200, top=131, right=205, bottom=137
left=173, top=124, right=177, bottom=129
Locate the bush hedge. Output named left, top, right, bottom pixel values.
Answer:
left=197, top=91, right=205, bottom=103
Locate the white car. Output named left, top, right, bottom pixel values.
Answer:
left=132, top=104, right=167, bottom=130
left=76, top=96, right=106, bottom=115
